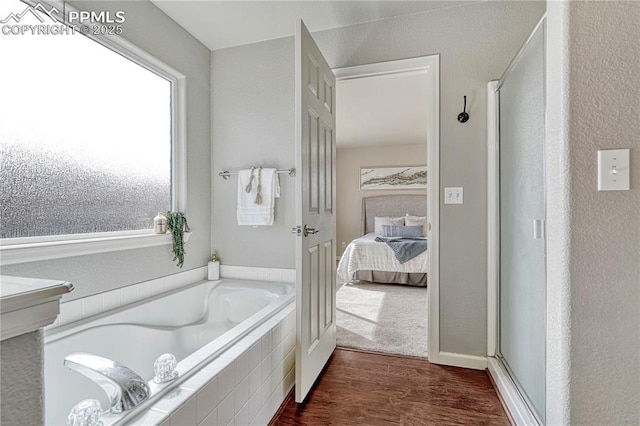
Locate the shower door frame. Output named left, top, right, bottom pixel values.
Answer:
left=487, top=81, right=542, bottom=426
left=486, top=14, right=547, bottom=426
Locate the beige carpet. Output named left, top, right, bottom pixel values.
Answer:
left=336, top=281, right=428, bottom=358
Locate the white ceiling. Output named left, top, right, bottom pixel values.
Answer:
left=336, top=71, right=428, bottom=149
left=151, top=1, right=477, bottom=51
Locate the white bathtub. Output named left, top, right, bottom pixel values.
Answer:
left=44, top=279, right=295, bottom=425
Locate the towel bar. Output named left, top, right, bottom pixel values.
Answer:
left=218, top=168, right=296, bottom=180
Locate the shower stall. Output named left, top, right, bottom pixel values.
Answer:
left=487, top=16, right=546, bottom=425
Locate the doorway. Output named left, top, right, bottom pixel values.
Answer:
left=333, top=56, right=440, bottom=360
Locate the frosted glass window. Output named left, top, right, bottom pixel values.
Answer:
left=0, top=8, right=171, bottom=239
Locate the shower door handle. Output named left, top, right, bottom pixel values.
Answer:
left=532, top=219, right=545, bottom=240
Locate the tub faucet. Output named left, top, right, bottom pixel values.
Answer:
left=64, top=353, right=150, bottom=413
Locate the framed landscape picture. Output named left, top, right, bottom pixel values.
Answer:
left=360, top=166, right=427, bottom=190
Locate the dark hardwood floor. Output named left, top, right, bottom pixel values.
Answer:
left=272, top=349, right=510, bottom=425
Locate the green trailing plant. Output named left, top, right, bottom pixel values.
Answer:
left=166, top=211, right=190, bottom=268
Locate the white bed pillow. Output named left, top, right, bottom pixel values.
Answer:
left=374, top=216, right=404, bottom=235
left=405, top=215, right=428, bottom=236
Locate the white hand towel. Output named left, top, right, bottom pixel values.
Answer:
left=237, top=168, right=280, bottom=226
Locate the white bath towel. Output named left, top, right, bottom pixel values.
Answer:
left=237, top=168, right=280, bottom=226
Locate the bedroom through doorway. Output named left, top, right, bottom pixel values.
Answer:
left=333, top=57, right=439, bottom=359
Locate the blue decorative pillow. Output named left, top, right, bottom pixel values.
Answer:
left=381, top=225, right=424, bottom=238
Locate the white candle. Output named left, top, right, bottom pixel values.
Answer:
left=153, top=213, right=167, bottom=234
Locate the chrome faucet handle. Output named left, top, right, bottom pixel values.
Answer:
left=67, top=399, right=103, bottom=426
left=64, top=353, right=150, bottom=414
left=153, top=353, right=179, bottom=383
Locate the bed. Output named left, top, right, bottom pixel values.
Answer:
left=337, top=195, right=428, bottom=287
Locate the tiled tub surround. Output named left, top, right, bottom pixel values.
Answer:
left=49, top=266, right=295, bottom=328
left=44, top=273, right=295, bottom=425
left=130, top=305, right=295, bottom=426
left=220, top=266, right=296, bottom=284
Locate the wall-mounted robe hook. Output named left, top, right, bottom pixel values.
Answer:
left=458, top=96, right=469, bottom=123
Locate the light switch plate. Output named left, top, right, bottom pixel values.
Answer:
left=598, top=149, right=630, bottom=191
left=444, top=187, right=463, bottom=204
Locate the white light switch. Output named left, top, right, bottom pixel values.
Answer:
left=598, top=149, right=630, bottom=191
left=444, top=187, right=463, bottom=204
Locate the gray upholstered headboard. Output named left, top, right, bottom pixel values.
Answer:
left=361, top=195, right=428, bottom=235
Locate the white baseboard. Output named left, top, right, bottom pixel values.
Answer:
left=437, top=351, right=488, bottom=370
left=487, top=357, right=540, bottom=425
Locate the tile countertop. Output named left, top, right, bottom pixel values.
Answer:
left=0, top=275, right=73, bottom=341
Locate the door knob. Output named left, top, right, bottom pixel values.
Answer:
left=303, top=224, right=319, bottom=237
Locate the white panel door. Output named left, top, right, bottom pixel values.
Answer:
left=294, top=19, right=337, bottom=403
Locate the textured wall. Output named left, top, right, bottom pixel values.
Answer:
left=211, top=0, right=544, bottom=356
left=545, top=2, right=571, bottom=423
left=336, top=144, right=427, bottom=256
left=546, top=2, right=640, bottom=424
left=0, top=331, right=44, bottom=426
left=3, top=1, right=211, bottom=301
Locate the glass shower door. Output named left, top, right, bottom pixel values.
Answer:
left=498, top=22, right=546, bottom=422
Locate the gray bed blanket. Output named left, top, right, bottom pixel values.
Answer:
left=374, top=236, right=428, bottom=264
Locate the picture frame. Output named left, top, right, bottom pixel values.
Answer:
left=360, top=166, right=427, bottom=190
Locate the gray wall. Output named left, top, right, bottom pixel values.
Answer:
left=211, top=38, right=297, bottom=269
left=546, top=2, right=640, bottom=424
left=211, top=1, right=545, bottom=356
left=3, top=1, right=211, bottom=301
left=0, top=331, right=44, bottom=426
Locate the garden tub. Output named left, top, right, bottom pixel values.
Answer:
left=44, top=278, right=295, bottom=425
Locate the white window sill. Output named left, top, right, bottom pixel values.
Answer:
left=0, top=231, right=191, bottom=266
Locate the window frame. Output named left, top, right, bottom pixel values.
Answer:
left=0, top=2, right=188, bottom=266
